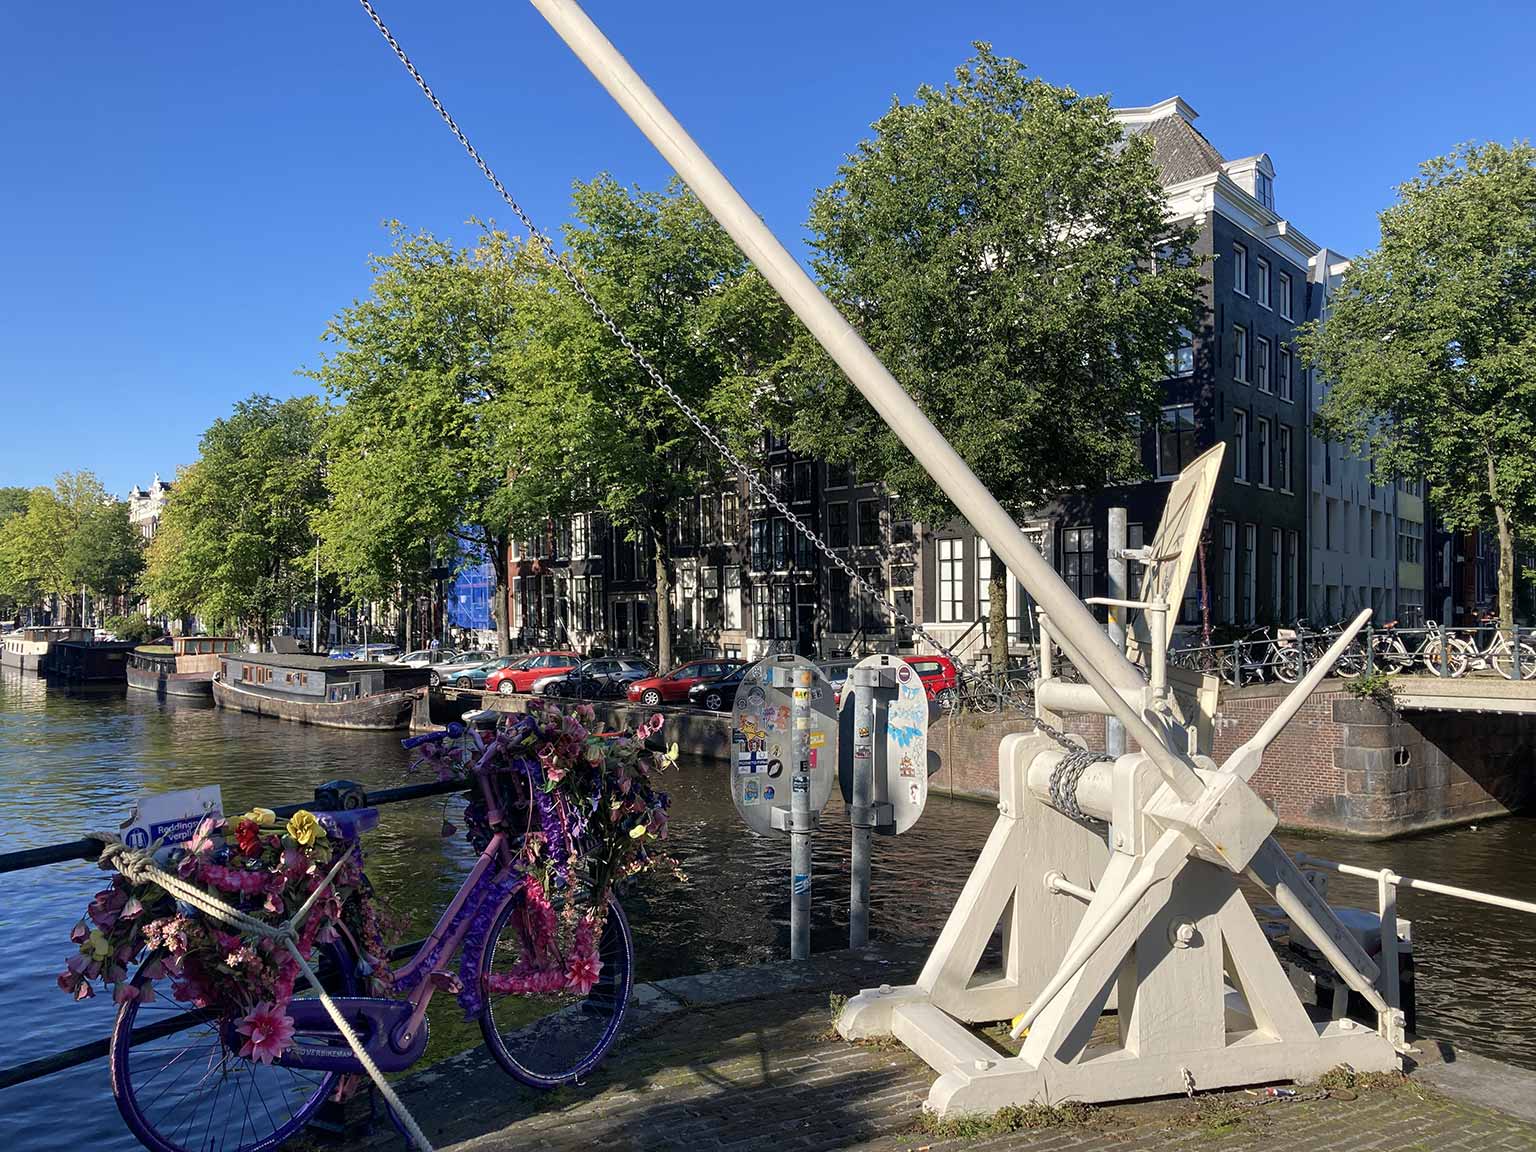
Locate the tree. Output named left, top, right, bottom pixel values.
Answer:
left=0, top=473, right=125, bottom=622
left=71, top=500, right=144, bottom=607
left=1300, top=141, right=1536, bottom=627
left=0, top=487, right=29, bottom=525
left=528, top=176, right=795, bottom=669
left=786, top=46, right=1205, bottom=672
left=144, top=396, right=327, bottom=640
left=315, top=223, right=580, bottom=656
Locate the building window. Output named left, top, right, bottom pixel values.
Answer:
left=677, top=563, right=698, bottom=631
left=1256, top=170, right=1273, bottom=210
left=826, top=462, right=850, bottom=489
left=1256, top=417, right=1272, bottom=487
left=1271, top=528, right=1282, bottom=621
left=1256, top=257, right=1271, bottom=308
left=772, top=584, right=793, bottom=640
left=1243, top=524, right=1257, bottom=625
left=750, top=519, right=771, bottom=572
left=1157, top=404, right=1197, bottom=479
left=772, top=518, right=791, bottom=570
left=857, top=565, right=886, bottom=630
left=1062, top=526, right=1095, bottom=601
left=1222, top=521, right=1236, bottom=625
left=892, top=517, right=914, bottom=546
left=724, top=566, right=742, bottom=630
left=1233, top=325, right=1249, bottom=382
left=1399, top=520, right=1424, bottom=565
left=829, top=567, right=852, bottom=633
left=571, top=514, right=588, bottom=558
left=700, top=495, right=719, bottom=544
left=827, top=502, right=850, bottom=548
left=1256, top=337, right=1271, bottom=393
left=1278, top=426, right=1293, bottom=492
left=792, top=461, right=814, bottom=504
left=1167, top=327, right=1194, bottom=376
left=857, top=499, right=882, bottom=547
left=1233, top=243, right=1248, bottom=296
left=752, top=583, right=771, bottom=639
left=722, top=491, right=741, bottom=537
left=1286, top=532, right=1299, bottom=621
left=1278, top=347, right=1293, bottom=402
left=937, top=538, right=965, bottom=623
left=1278, top=271, right=1293, bottom=320
left=1233, top=410, right=1249, bottom=482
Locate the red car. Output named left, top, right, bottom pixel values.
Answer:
left=486, top=650, right=580, bottom=695
left=905, top=654, right=960, bottom=706
left=626, top=658, right=745, bottom=707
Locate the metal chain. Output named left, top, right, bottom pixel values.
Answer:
left=1032, top=713, right=1110, bottom=825
left=356, top=1, right=1014, bottom=694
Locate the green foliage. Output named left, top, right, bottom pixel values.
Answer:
left=786, top=46, right=1205, bottom=664
left=519, top=177, right=796, bottom=667
left=313, top=222, right=578, bottom=655
left=105, top=613, right=157, bottom=644
left=144, top=396, right=327, bottom=637
left=914, top=1098, right=1094, bottom=1139
left=1300, top=141, right=1536, bottom=625
left=1343, top=669, right=1398, bottom=710
left=0, top=486, right=29, bottom=525
left=0, top=473, right=140, bottom=619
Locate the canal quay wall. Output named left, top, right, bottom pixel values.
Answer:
left=420, top=682, right=1535, bottom=839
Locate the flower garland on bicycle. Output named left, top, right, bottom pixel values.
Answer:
left=409, top=703, right=679, bottom=1002
left=59, top=806, right=393, bottom=1064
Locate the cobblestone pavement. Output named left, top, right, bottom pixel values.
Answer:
left=370, top=951, right=1536, bottom=1152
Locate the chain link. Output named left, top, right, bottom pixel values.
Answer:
left=357, top=0, right=1024, bottom=694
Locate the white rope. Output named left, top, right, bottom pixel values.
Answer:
left=96, top=837, right=435, bottom=1152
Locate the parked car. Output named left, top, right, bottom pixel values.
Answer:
left=686, top=663, right=750, bottom=712
left=818, top=658, right=857, bottom=707
left=429, top=649, right=497, bottom=687
left=905, top=654, right=961, bottom=707
left=327, top=642, right=401, bottom=662
left=626, top=658, right=745, bottom=707
left=446, top=654, right=530, bottom=690
left=486, top=650, right=581, bottom=695
left=396, top=648, right=460, bottom=669
left=532, top=657, right=656, bottom=699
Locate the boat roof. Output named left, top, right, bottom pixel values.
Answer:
left=234, top=652, right=390, bottom=672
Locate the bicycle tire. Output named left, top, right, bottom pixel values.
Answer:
left=1493, top=642, right=1536, bottom=681
left=1273, top=649, right=1302, bottom=684
left=111, top=942, right=356, bottom=1152
left=479, top=885, right=633, bottom=1089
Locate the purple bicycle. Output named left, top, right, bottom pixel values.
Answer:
left=105, top=709, right=657, bottom=1152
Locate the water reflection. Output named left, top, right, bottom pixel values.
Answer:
left=2, top=669, right=1533, bottom=1152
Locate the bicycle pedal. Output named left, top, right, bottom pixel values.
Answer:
left=429, top=970, right=463, bottom=994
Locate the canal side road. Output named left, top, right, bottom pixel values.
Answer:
left=363, top=944, right=1536, bottom=1152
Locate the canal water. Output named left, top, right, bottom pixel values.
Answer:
left=2, top=671, right=1533, bottom=1152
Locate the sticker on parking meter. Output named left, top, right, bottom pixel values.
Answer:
left=730, top=655, right=837, bottom=835
left=836, top=654, right=929, bottom=835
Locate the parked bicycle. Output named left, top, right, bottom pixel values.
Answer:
left=72, top=706, right=674, bottom=1152
left=1448, top=625, right=1536, bottom=680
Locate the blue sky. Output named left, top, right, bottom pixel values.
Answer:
left=2, top=1, right=1530, bottom=495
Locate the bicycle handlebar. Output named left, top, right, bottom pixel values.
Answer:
left=400, top=721, right=465, bottom=750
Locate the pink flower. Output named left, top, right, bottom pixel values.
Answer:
left=114, top=982, right=140, bottom=1005
left=186, top=816, right=220, bottom=857
left=235, top=1002, right=295, bottom=1065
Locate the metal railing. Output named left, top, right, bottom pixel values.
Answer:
left=1293, top=852, right=1536, bottom=1028
left=1164, top=623, right=1536, bottom=688
left=0, top=774, right=470, bottom=1093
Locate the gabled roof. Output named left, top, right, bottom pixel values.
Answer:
left=1112, top=96, right=1226, bottom=187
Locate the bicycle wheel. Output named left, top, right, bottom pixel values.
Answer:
left=111, top=942, right=356, bottom=1152
left=1493, top=641, right=1536, bottom=680
left=480, top=884, right=633, bottom=1089
left=1274, top=649, right=1302, bottom=683
left=1422, top=640, right=1469, bottom=678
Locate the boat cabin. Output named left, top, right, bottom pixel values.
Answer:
left=218, top=652, right=429, bottom=703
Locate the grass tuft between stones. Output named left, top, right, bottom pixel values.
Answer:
left=915, top=1099, right=1095, bottom=1139
left=1312, top=1063, right=1407, bottom=1094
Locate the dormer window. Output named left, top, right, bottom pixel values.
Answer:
left=1255, top=170, right=1273, bottom=209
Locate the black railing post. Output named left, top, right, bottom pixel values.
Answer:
left=1439, top=625, right=1449, bottom=678
left=1365, top=625, right=1375, bottom=675
left=1515, top=625, right=1524, bottom=681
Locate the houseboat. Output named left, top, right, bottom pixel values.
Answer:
left=126, top=636, right=240, bottom=699
left=1, top=626, right=92, bottom=674
left=48, top=639, right=138, bottom=682
left=212, top=652, right=428, bottom=730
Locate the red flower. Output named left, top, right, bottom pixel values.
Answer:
left=234, top=819, right=260, bottom=857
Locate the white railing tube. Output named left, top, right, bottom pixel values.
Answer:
left=1296, top=853, right=1536, bottom=917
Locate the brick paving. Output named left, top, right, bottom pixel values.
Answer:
left=367, top=950, right=1536, bottom=1152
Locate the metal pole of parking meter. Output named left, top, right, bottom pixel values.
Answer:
left=849, top=669, right=876, bottom=949
left=790, top=664, right=813, bottom=960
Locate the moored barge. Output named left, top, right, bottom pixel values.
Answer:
left=126, top=636, right=240, bottom=699
left=1, top=626, right=93, bottom=674
left=212, top=652, right=428, bottom=730
left=48, top=639, right=138, bottom=682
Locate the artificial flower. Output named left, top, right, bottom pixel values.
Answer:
left=235, top=1002, right=296, bottom=1064
left=286, top=809, right=321, bottom=848
left=234, top=819, right=260, bottom=856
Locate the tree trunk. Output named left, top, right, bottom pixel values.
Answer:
left=1487, top=454, right=1517, bottom=627
left=652, top=520, right=673, bottom=672
left=490, top=532, right=512, bottom=656
left=988, top=560, right=1009, bottom=680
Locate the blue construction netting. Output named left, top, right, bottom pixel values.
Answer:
left=447, top=544, right=494, bottom=631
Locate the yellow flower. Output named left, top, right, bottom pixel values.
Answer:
left=88, top=928, right=112, bottom=961
left=286, top=810, right=321, bottom=848
left=241, top=807, right=278, bottom=827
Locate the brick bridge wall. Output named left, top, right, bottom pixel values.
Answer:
left=925, top=684, right=1536, bottom=838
